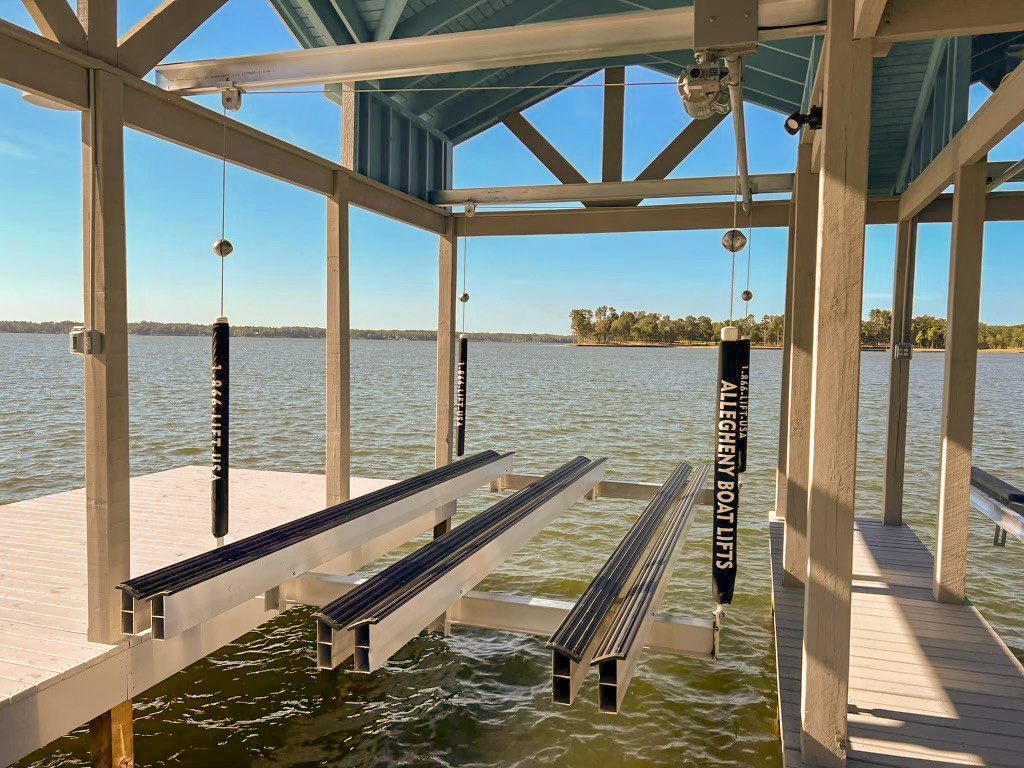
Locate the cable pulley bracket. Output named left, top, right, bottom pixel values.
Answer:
left=220, top=84, right=243, bottom=111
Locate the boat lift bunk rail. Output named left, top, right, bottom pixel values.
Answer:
left=970, top=466, right=1024, bottom=545
left=592, top=463, right=711, bottom=713
left=549, top=462, right=699, bottom=705
left=117, top=450, right=514, bottom=639
left=316, top=456, right=606, bottom=672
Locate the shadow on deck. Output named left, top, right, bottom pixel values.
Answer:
left=770, top=518, right=1024, bottom=768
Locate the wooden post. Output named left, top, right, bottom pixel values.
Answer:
left=326, top=174, right=351, bottom=506
left=774, top=188, right=797, bottom=516
left=601, top=67, right=625, bottom=183
left=434, top=218, right=458, bottom=538
left=82, top=66, right=130, bottom=647
left=934, top=158, right=987, bottom=604
left=88, top=700, right=133, bottom=768
left=882, top=218, right=918, bottom=525
left=800, top=3, right=872, bottom=765
left=782, top=141, right=818, bottom=587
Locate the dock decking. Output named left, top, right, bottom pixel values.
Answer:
left=0, top=466, right=392, bottom=766
left=771, top=517, right=1024, bottom=768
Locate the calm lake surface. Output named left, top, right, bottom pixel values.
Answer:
left=3, top=333, right=1023, bottom=768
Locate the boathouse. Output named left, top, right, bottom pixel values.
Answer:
left=2, top=1, right=1024, bottom=766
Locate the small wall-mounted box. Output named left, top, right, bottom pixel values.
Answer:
left=70, top=326, right=103, bottom=356
left=894, top=342, right=914, bottom=360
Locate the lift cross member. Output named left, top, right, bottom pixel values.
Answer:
left=550, top=462, right=700, bottom=705
left=316, top=456, right=606, bottom=672
left=117, top=450, right=513, bottom=639
left=969, top=466, right=1024, bottom=545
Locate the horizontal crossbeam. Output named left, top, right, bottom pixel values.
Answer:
left=154, top=2, right=827, bottom=93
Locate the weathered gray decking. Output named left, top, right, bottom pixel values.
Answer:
left=771, top=517, right=1024, bottom=768
left=0, top=467, right=391, bottom=766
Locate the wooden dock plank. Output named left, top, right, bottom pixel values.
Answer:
left=0, top=467, right=393, bottom=713
left=771, top=517, right=1024, bottom=768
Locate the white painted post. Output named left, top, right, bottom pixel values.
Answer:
left=782, top=141, right=818, bottom=587
left=435, top=218, right=458, bottom=538
left=882, top=218, right=918, bottom=526
left=774, top=194, right=796, bottom=517
left=326, top=174, right=351, bottom=506
left=82, top=66, right=130, bottom=647
left=800, top=2, right=872, bottom=765
left=934, top=158, right=988, bottom=603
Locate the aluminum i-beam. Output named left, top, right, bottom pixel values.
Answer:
left=317, top=458, right=606, bottom=672
left=491, top=473, right=724, bottom=506
left=592, top=464, right=711, bottom=713
left=120, top=451, right=513, bottom=639
left=550, top=463, right=698, bottom=705
left=154, top=2, right=828, bottom=93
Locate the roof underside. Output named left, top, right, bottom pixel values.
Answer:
left=270, top=0, right=1024, bottom=196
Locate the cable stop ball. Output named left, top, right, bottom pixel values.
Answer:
left=213, top=239, right=234, bottom=258
left=722, top=229, right=747, bottom=253
left=741, top=289, right=753, bottom=302
left=458, top=292, right=470, bottom=303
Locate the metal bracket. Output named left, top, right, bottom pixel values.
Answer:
left=69, top=326, right=103, bottom=356
left=465, top=202, right=477, bottom=217
left=994, top=524, right=1007, bottom=547
left=694, top=0, right=757, bottom=55
left=894, top=342, right=914, bottom=360
left=221, top=85, right=243, bottom=111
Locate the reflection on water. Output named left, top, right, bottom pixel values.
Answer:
left=2, top=334, right=1021, bottom=767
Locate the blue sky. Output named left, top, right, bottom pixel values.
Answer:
left=1, top=1, right=1023, bottom=334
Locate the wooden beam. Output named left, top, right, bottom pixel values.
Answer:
left=900, top=62, right=1024, bottom=220
left=501, top=110, right=588, bottom=186
left=0, top=17, right=89, bottom=109
left=853, top=0, right=888, bottom=38
left=21, top=0, right=86, bottom=51
left=78, top=0, right=117, bottom=63
left=783, top=141, right=818, bottom=587
left=435, top=218, right=458, bottom=539
left=88, top=700, right=133, bottom=768
left=878, top=0, right=1024, bottom=43
left=602, top=67, right=625, bottom=183
left=376, top=0, right=409, bottom=41
left=882, top=218, right=917, bottom=526
left=117, top=0, right=229, bottom=76
left=800, top=3, right=872, bottom=766
left=330, top=0, right=371, bottom=43
left=774, top=188, right=798, bottom=518
left=82, top=68, right=131, bottom=646
left=934, top=158, right=987, bottom=604
left=393, top=0, right=487, bottom=38
left=454, top=199, right=791, bottom=236
left=635, top=113, right=727, bottom=181
left=326, top=174, right=351, bottom=507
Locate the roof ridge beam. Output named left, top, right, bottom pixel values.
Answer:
left=375, top=0, right=410, bottom=41
left=899, top=61, right=1024, bottom=220
left=20, top=0, right=86, bottom=51
left=117, top=0, right=229, bottom=76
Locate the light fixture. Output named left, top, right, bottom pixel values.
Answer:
left=783, top=105, right=822, bottom=136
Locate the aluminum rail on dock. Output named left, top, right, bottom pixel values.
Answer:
left=970, top=466, right=1024, bottom=543
left=117, top=451, right=514, bottom=639
left=591, top=464, right=711, bottom=713
left=316, top=456, right=606, bottom=672
left=549, top=463, right=697, bottom=705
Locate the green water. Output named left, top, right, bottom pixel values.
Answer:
left=2, top=333, right=1022, bottom=767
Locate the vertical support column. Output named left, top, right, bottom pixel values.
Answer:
left=774, top=192, right=797, bottom=516
left=326, top=173, right=351, bottom=506
left=88, top=700, right=133, bottom=768
left=602, top=67, right=625, bottom=183
left=934, top=158, right=987, bottom=604
left=882, top=218, right=918, bottom=526
left=434, top=218, right=458, bottom=538
left=800, top=2, right=872, bottom=765
left=82, top=67, right=130, bottom=647
left=782, top=141, right=818, bottom=587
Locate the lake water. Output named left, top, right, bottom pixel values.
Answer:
left=3, top=333, right=1023, bottom=768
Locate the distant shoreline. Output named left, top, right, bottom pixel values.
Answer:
left=0, top=322, right=571, bottom=344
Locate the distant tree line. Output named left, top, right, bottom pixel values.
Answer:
left=569, top=306, right=1024, bottom=350
left=0, top=320, right=570, bottom=344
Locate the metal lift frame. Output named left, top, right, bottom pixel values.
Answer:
left=118, top=451, right=514, bottom=639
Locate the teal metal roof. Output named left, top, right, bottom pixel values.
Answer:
left=270, top=1, right=1024, bottom=197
